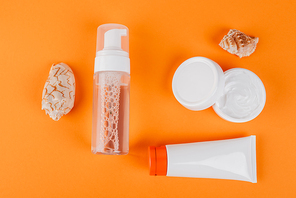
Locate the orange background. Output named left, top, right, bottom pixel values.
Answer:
left=1, top=0, right=296, bottom=197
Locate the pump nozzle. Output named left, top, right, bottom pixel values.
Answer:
left=104, top=29, right=127, bottom=50
left=95, top=24, right=130, bottom=74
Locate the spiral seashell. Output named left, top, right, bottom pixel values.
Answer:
left=42, top=63, right=75, bottom=121
left=219, top=29, right=259, bottom=58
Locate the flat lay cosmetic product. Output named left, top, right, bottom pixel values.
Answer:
left=213, top=68, right=266, bottom=123
left=172, top=57, right=225, bottom=111
left=172, top=57, right=266, bottom=122
left=92, top=24, right=130, bottom=155
left=42, top=63, right=75, bottom=121
left=219, top=29, right=259, bottom=58
left=149, top=136, right=257, bottom=183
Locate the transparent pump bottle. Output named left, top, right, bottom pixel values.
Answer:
left=92, top=24, right=130, bottom=155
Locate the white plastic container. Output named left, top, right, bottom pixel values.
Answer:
left=172, top=57, right=266, bottom=123
left=172, top=57, right=225, bottom=111
left=149, top=136, right=257, bottom=183
left=92, top=24, right=130, bottom=155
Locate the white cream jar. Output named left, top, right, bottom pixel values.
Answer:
left=172, top=57, right=266, bottom=123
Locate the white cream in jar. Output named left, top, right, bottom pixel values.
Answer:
left=213, top=68, right=266, bottom=123
left=172, top=57, right=266, bottom=123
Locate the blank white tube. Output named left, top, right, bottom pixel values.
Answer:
left=149, top=136, right=257, bottom=183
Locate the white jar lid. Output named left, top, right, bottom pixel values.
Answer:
left=172, top=57, right=266, bottom=123
left=172, top=57, right=225, bottom=111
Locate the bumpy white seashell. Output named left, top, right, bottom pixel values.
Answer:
left=42, top=63, right=75, bottom=121
left=219, top=29, right=259, bottom=58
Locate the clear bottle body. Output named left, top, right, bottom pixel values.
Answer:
left=92, top=71, right=130, bottom=155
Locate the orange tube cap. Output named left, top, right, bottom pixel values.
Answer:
left=148, top=146, right=167, bottom=176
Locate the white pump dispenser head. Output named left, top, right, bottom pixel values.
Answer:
left=95, top=24, right=130, bottom=74
left=103, top=29, right=127, bottom=50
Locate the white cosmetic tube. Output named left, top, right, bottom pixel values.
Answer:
left=148, top=136, right=257, bottom=183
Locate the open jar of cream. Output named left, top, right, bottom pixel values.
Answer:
left=172, top=57, right=266, bottom=123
